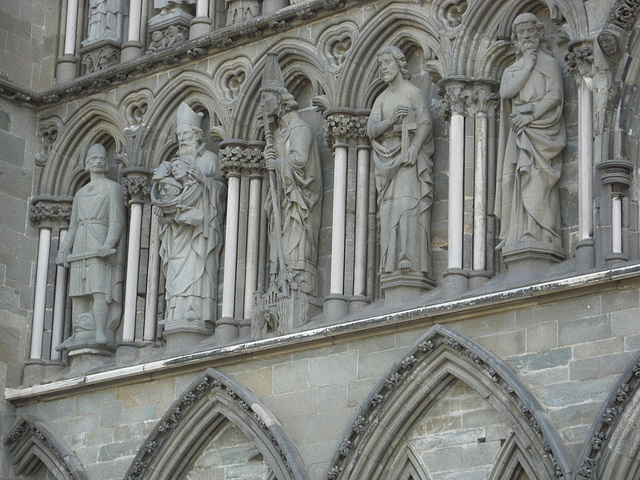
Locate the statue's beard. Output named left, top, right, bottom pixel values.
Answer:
left=518, top=38, right=540, bottom=54
left=178, top=142, right=198, bottom=160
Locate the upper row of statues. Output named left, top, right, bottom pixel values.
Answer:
left=55, top=13, right=566, bottom=351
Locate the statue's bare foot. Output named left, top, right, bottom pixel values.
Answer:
left=399, top=259, right=412, bottom=270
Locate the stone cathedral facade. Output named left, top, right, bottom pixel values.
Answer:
left=3, top=0, right=640, bottom=479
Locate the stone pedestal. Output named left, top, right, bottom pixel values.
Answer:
left=79, top=40, right=121, bottom=75
left=55, top=55, right=78, bottom=84
left=22, top=360, right=45, bottom=386
left=262, top=0, right=287, bottom=15
left=162, top=318, right=214, bottom=348
left=381, top=271, right=434, bottom=305
left=502, top=242, right=565, bottom=280
left=253, top=284, right=322, bottom=338
left=67, top=347, right=115, bottom=375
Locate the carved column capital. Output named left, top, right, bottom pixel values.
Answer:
left=220, top=140, right=266, bottom=176
left=466, top=80, right=499, bottom=117
left=439, top=76, right=473, bottom=117
left=121, top=167, right=152, bottom=205
left=565, top=40, right=595, bottom=80
left=323, top=108, right=366, bottom=148
left=30, top=196, right=73, bottom=228
left=598, top=158, right=634, bottom=189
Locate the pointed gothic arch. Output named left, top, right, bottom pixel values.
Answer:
left=231, top=41, right=334, bottom=141
left=38, top=100, right=126, bottom=196
left=141, top=70, right=230, bottom=169
left=488, top=433, right=537, bottom=480
left=4, top=413, right=88, bottom=480
left=124, top=368, right=309, bottom=480
left=337, top=5, right=443, bottom=108
left=574, top=347, right=640, bottom=480
left=326, top=324, right=572, bottom=480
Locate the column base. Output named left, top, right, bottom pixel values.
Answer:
left=238, top=318, right=251, bottom=338
left=381, top=271, right=435, bottom=305
left=575, top=237, right=596, bottom=273
left=502, top=241, right=565, bottom=279
left=468, top=270, right=492, bottom=289
left=348, top=295, right=371, bottom=314
left=324, top=294, right=349, bottom=323
left=55, top=55, right=78, bottom=84
left=116, top=341, right=153, bottom=365
left=214, top=317, right=239, bottom=345
left=442, top=268, right=469, bottom=299
left=605, top=252, right=629, bottom=267
left=190, top=16, right=212, bottom=39
left=23, top=359, right=46, bottom=385
left=120, top=41, right=144, bottom=63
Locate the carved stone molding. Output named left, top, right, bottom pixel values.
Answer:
left=565, top=40, right=595, bottom=80
left=121, top=168, right=152, bottom=204
left=598, top=158, right=634, bottom=188
left=608, top=0, right=640, bottom=31
left=323, top=109, right=367, bottom=148
left=30, top=196, right=73, bottom=228
left=326, top=324, right=572, bottom=480
left=317, top=22, right=359, bottom=73
left=213, top=57, right=252, bottom=105
left=575, top=349, right=640, bottom=479
left=220, top=140, right=265, bottom=173
left=5, top=413, right=89, bottom=479
left=123, top=368, right=308, bottom=480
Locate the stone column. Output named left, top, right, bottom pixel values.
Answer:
left=351, top=113, right=372, bottom=313
left=143, top=212, right=160, bottom=342
left=467, top=80, right=498, bottom=288
left=598, top=159, right=633, bottom=265
left=56, top=0, right=79, bottom=83
left=323, top=112, right=353, bottom=321
left=190, top=0, right=212, bottom=38
left=121, top=0, right=145, bottom=62
left=441, top=78, right=470, bottom=297
left=121, top=168, right=151, bottom=344
left=241, top=144, right=265, bottom=336
left=217, top=144, right=242, bottom=344
left=25, top=197, right=73, bottom=379
left=566, top=41, right=596, bottom=271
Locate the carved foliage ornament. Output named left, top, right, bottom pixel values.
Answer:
left=326, top=326, right=568, bottom=480
left=323, top=114, right=367, bottom=148
left=565, top=43, right=594, bottom=79
left=609, top=0, right=640, bottom=30
left=30, top=199, right=72, bottom=225
left=220, top=144, right=265, bottom=172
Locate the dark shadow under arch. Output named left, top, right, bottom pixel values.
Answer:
left=326, top=324, right=572, bottom=480
left=124, top=368, right=309, bottom=480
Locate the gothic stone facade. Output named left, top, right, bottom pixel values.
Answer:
left=2, top=0, right=640, bottom=479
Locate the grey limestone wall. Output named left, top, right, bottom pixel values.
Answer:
left=7, top=279, right=640, bottom=479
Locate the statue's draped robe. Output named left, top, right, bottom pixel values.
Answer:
left=268, top=115, right=323, bottom=296
left=368, top=81, right=434, bottom=274
left=157, top=152, right=225, bottom=325
left=67, top=179, right=125, bottom=331
left=496, top=51, right=565, bottom=249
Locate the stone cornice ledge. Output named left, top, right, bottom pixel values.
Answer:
left=6, top=263, right=640, bottom=404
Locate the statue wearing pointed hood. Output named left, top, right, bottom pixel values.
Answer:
left=260, top=52, right=323, bottom=297
left=152, top=103, right=226, bottom=336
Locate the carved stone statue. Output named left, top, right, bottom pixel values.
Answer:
left=55, top=144, right=125, bottom=351
left=84, top=0, right=121, bottom=45
left=495, top=13, right=565, bottom=259
left=366, top=46, right=434, bottom=289
left=261, top=54, right=323, bottom=298
left=253, top=52, right=323, bottom=337
left=152, top=103, right=226, bottom=339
